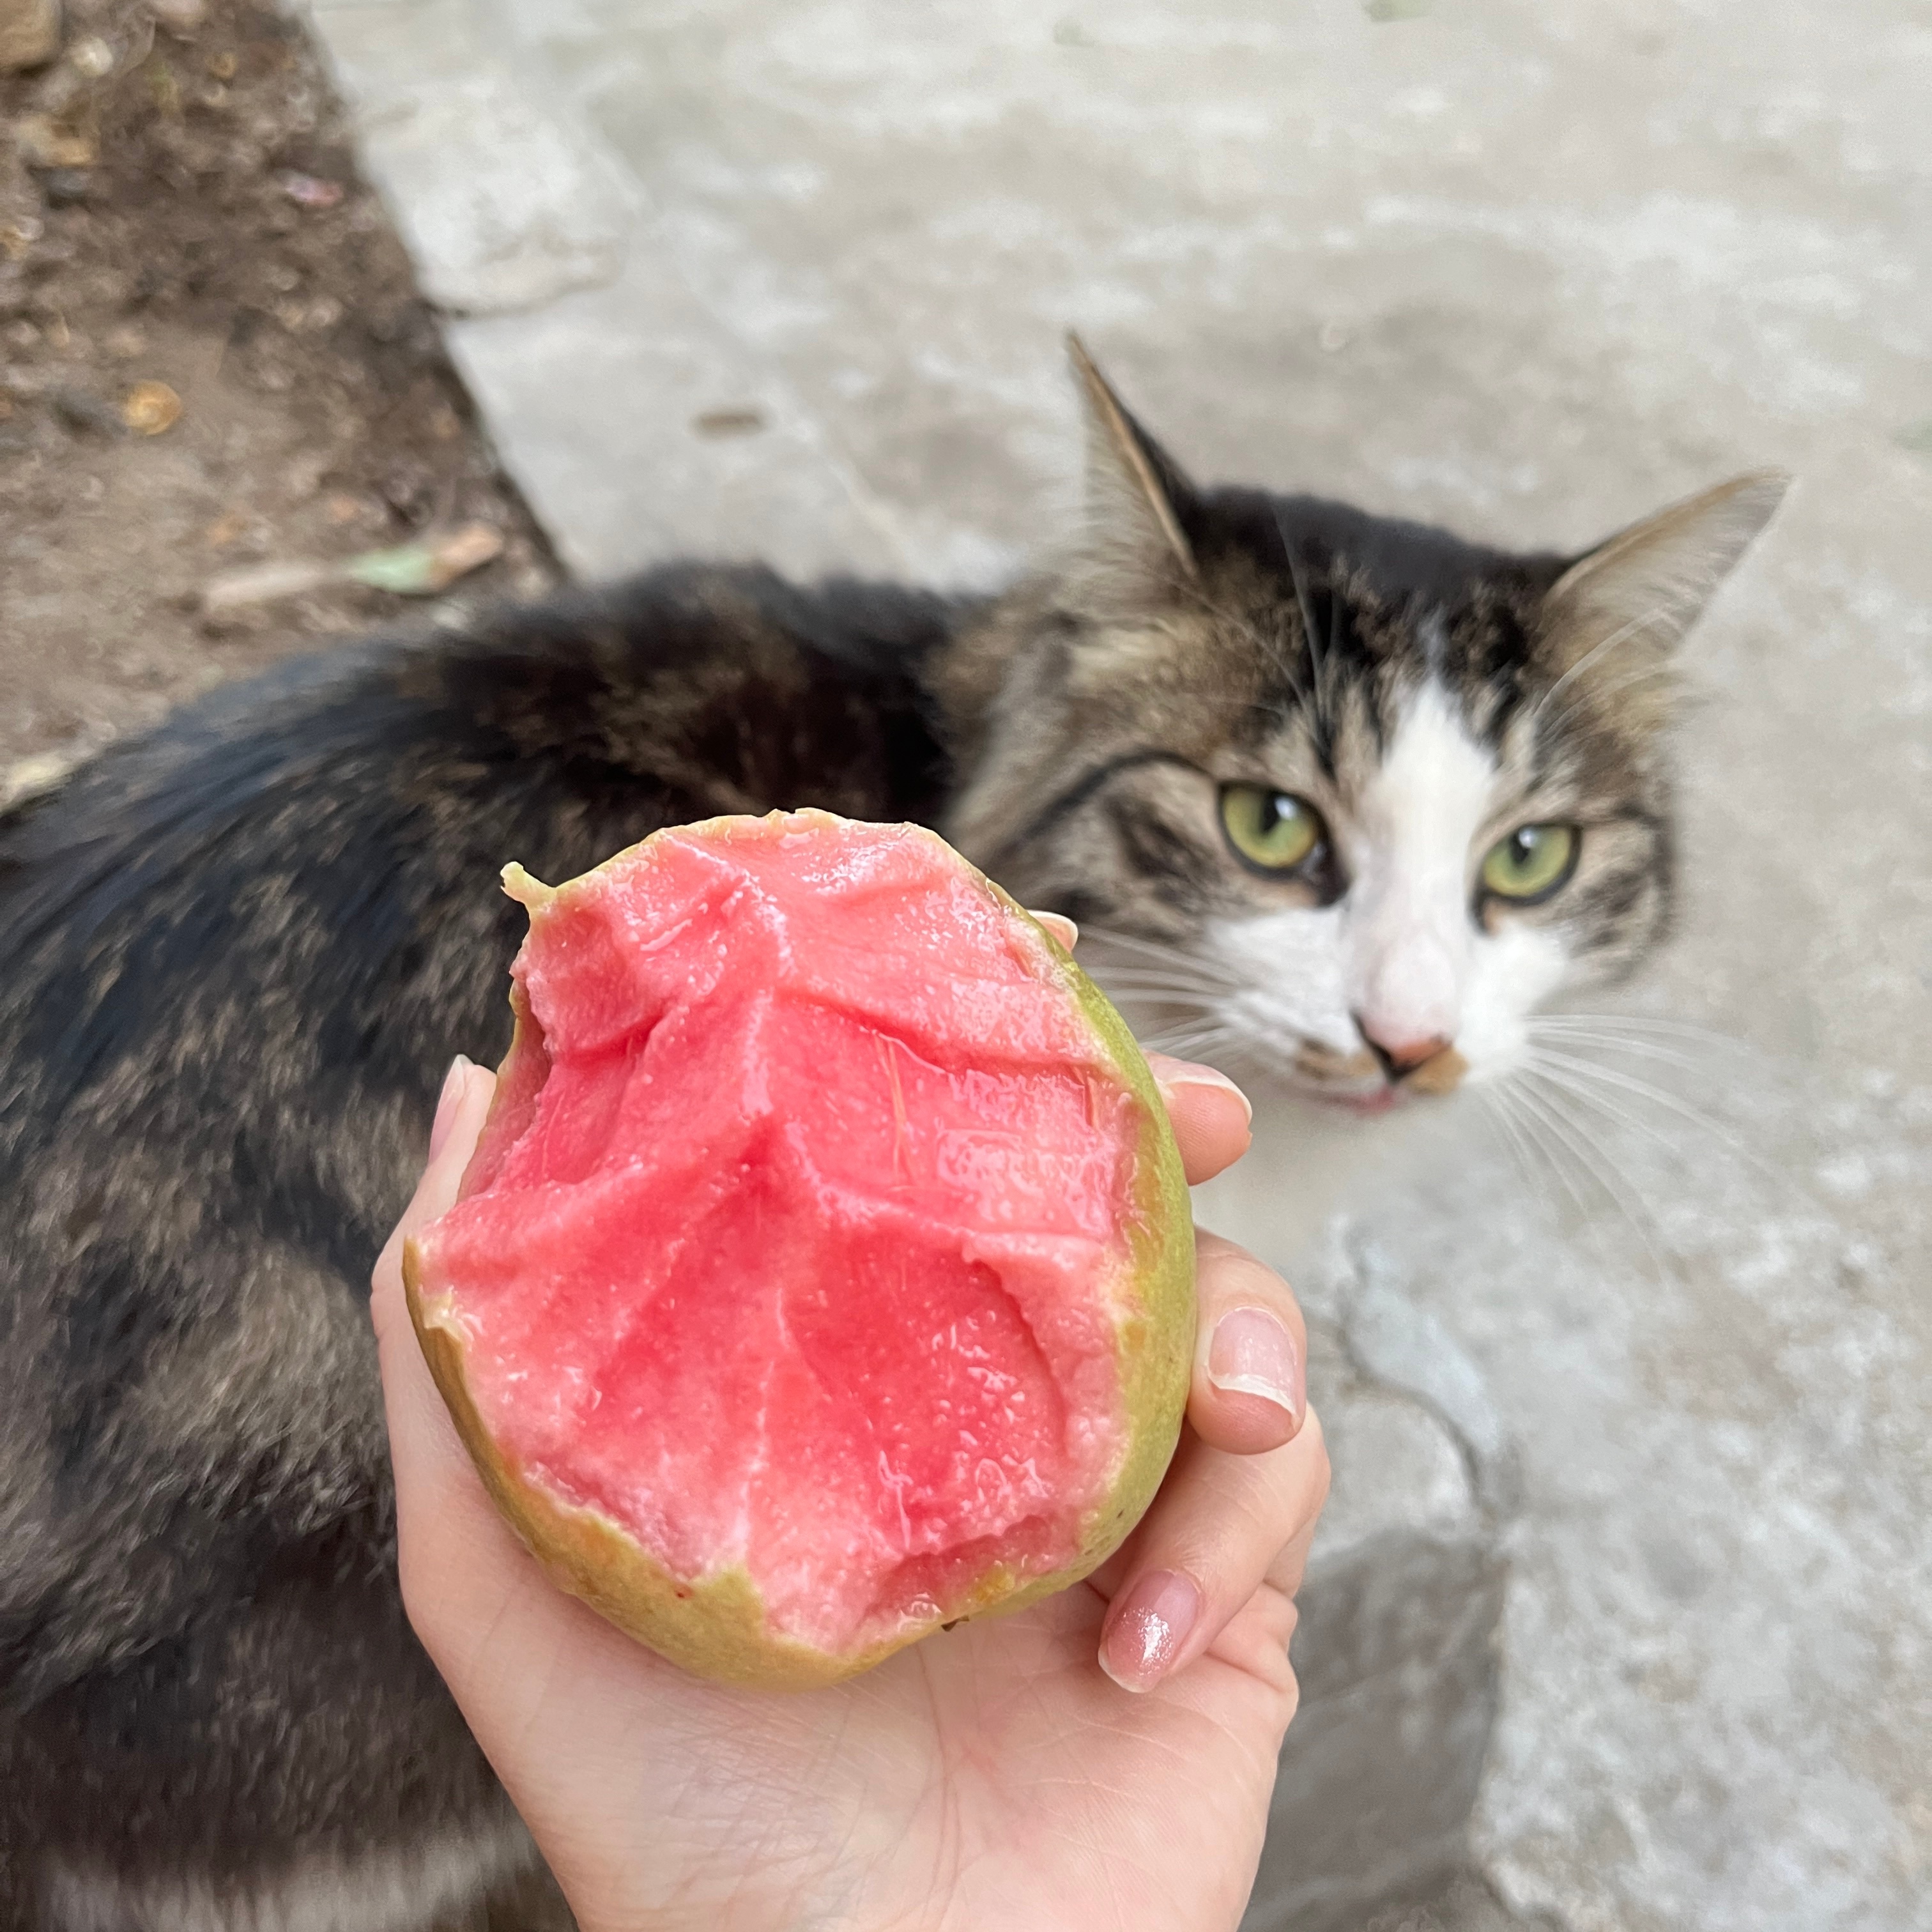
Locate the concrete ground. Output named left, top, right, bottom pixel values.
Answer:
left=302, top=1, right=1932, bottom=1926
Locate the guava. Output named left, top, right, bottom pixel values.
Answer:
left=406, top=809, right=1193, bottom=1688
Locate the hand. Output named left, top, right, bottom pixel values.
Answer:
left=373, top=1041, right=1328, bottom=1932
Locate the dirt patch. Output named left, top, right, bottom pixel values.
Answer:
left=0, top=0, right=555, bottom=793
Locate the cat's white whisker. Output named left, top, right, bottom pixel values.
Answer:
left=1081, top=927, right=1248, bottom=984
left=1141, top=1013, right=1241, bottom=1052
left=1494, top=1079, right=1600, bottom=1229
left=1516, top=1069, right=1673, bottom=1282
left=1530, top=1013, right=1759, bottom=1057
left=1093, top=974, right=1231, bottom=1000
left=1525, top=1023, right=1712, bottom=1075
left=1096, top=986, right=1222, bottom=1005
left=1144, top=1037, right=1243, bottom=1070
left=1524, top=1045, right=1777, bottom=1185
left=1473, top=1084, right=1544, bottom=1200
left=1493, top=1078, right=1609, bottom=1234
left=1525, top=1055, right=1687, bottom=1158
left=1115, top=1016, right=1231, bottom=1045
left=1498, top=1075, right=1600, bottom=1225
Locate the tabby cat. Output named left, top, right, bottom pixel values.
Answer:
left=0, top=342, right=1783, bottom=1931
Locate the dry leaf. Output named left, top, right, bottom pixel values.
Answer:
left=200, top=523, right=503, bottom=613
left=344, top=522, right=503, bottom=595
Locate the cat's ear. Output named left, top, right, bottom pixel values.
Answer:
left=1066, top=334, right=1199, bottom=597
left=1542, top=470, right=1790, bottom=669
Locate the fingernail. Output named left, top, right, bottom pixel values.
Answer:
left=1100, top=1568, right=1202, bottom=1692
left=1161, top=1064, right=1252, bottom=1126
left=1208, top=1306, right=1303, bottom=1423
left=429, top=1056, right=473, bottom=1160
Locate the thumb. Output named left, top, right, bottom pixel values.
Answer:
left=371, top=1055, right=500, bottom=1512
left=371, top=1056, right=496, bottom=1339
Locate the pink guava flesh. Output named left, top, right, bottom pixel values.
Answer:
left=410, top=811, right=1190, bottom=1671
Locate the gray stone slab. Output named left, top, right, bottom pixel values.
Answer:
left=307, top=0, right=636, bottom=314
left=1243, top=1307, right=1509, bottom=1932
left=300, top=0, right=1932, bottom=1924
left=1259, top=1533, right=1506, bottom=1931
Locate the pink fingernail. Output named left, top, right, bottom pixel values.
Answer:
left=1162, top=1064, right=1253, bottom=1126
left=1100, top=1569, right=1202, bottom=1692
left=1208, top=1306, right=1304, bottom=1425
left=429, top=1056, right=473, bottom=1160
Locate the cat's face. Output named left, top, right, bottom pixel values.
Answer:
left=942, top=344, right=1786, bottom=1105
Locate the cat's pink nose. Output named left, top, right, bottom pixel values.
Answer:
left=1354, top=1018, right=1453, bottom=1082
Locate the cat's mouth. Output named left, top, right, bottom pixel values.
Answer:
left=1096, top=972, right=1468, bottom=1108
left=1292, top=1041, right=1393, bottom=1105
left=1290, top=1040, right=1468, bottom=1109
left=1122, top=1018, right=1439, bottom=1110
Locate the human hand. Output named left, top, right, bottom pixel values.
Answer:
left=373, top=1035, right=1328, bottom=1932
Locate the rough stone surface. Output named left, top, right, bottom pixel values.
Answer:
left=306, top=0, right=636, bottom=314
left=1244, top=1308, right=1508, bottom=1932
left=301, top=1, right=1932, bottom=1925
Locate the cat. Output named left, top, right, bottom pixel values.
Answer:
left=0, top=339, right=1784, bottom=1932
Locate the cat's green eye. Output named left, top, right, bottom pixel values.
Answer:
left=1480, top=823, right=1579, bottom=903
left=1220, top=785, right=1326, bottom=873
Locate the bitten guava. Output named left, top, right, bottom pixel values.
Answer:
left=406, top=810, right=1193, bottom=1688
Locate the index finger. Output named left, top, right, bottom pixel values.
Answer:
left=1147, top=1053, right=1252, bottom=1184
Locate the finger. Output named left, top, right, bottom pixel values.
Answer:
left=1027, top=908, right=1079, bottom=950
left=1093, top=1406, right=1330, bottom=1694
left=1146, top=1052, right=1252, bottom=1184
left=367, top=1056, right=590, bottom=1694
left=368, top=1061, right=682, bottom=1758
left=1202, top=1584, right=1301, bottom=1713
left=370, top=1055, right=496, bottom=1354
left=371, top=1057, right=506, bottom=1543
left=1187, top=1232, right=1307, bottom=1455
left=1267, top=1512, right=1321, bottom=1606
